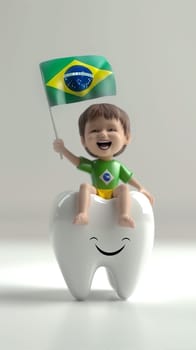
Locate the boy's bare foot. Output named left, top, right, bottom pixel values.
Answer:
left=73, top=213, right=89, bottom=225
left=119, top=215, right=135, bottom=228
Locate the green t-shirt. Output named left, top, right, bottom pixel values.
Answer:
left=77, top=157, right=133, bottom=190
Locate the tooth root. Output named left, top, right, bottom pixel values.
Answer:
left=106, top=268, right=117, bottom=290
left=106, top=265, right=139, bottom=300
left=54, top=251, right=96, bottom=300
left=63, top=265, right=96, bottom=301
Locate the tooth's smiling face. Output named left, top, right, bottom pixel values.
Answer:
left=90, top=236, right=130, bottom=256
left=81, top=116, right=130, bottom=160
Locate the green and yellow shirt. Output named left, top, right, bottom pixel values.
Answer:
left=77, top=157, right=133, bottom=191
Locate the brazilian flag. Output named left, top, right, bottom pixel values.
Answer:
left=39, top=55, right=116, bottom=106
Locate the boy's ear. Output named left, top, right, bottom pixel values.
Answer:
left=125, top=133, right=131, bottom=144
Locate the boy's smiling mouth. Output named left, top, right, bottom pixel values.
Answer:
left=96, top=141, right=112, bottom=150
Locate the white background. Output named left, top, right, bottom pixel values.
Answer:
left=0, top=1, right=196, bottom=349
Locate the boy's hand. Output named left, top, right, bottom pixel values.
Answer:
left=140, top=188, right=154, bottom=206
left=53, top=138, right=65, bottom=154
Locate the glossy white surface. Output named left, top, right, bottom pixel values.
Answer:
left=0, top=236, right=195, bottom=350
left=51, top=191, right=154, bottom=300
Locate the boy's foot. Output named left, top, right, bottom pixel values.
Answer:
left=73, top=213, right=89, bottom=225
left=119, top=215, right=135, bottom=228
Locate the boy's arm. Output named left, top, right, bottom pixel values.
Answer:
left=53, top=139, right=80, bottom=167
left=128, top=177, right=154, bottom=205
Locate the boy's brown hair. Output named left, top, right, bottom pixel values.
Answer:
left=78, top=103, right=131, bottom=138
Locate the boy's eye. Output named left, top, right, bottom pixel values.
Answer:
left=108, top=128, right=117, bottom=132
left=90, top=129, right=99, bottom=133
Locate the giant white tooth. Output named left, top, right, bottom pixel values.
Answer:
left=50, top=191, right=154, bottom=300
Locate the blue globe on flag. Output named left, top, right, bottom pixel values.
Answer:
left=64, top=65, right=94, bottom=92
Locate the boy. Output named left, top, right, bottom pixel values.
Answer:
left=53, top=103, right=154, bottom=227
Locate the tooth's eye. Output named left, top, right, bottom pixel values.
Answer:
left=121, top=237, right=130, bottom=242
left=90, top=236, right=98, bottom=241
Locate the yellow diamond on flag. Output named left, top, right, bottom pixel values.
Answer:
left=46, top=59, right=113, bottom=97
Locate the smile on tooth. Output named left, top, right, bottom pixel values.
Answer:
left=90, top=236, right=130, bottom=256
left=95, top=244, right=126, bottom=256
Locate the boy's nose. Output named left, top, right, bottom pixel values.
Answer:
left=98, top=129, right=107, bottom=137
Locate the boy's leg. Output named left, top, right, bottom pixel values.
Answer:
left=73, top=183, right=97, bottom=225
left=113, top=184, right=135, bottom=228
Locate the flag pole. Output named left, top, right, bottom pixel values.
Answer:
left=49, top=107, right=63, bottom=159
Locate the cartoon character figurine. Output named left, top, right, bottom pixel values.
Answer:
left=53, top=103, right=154, bottom=227
left=51, top=103, right=155, bottom=300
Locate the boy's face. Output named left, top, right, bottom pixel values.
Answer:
left=81, top=116, right=130, bottom=160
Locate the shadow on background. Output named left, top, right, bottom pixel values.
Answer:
left=0, top=286, right=121, bottom=303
